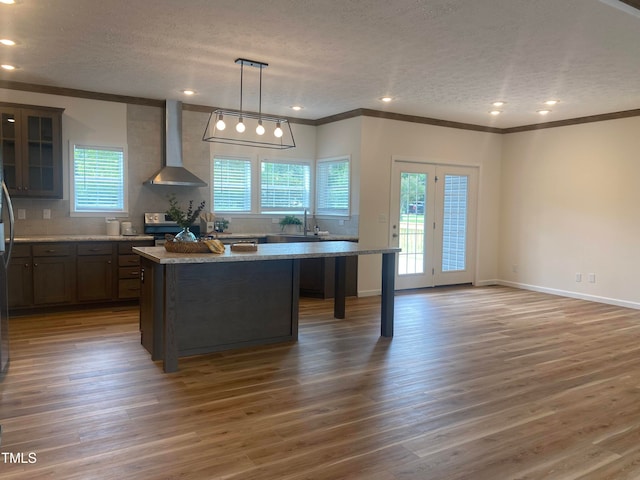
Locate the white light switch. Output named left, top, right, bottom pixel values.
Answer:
left=43, top=209, right=51, bottom=219
left=575, top=273, right=582, bottom=282
left=17, top=208, right=26, bottom=220
left=588, top=273, right=596, bottom=283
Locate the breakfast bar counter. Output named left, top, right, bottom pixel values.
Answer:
left=134, top=242, right=399, bottom=372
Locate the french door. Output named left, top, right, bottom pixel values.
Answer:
left=390, top=160, right=477, bottom=290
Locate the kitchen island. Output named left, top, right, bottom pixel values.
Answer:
left=133, top=241, right=400, bottom=372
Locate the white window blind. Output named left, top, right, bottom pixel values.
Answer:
left=213, top=157, right=252, bottom=212
left=72, top=145, right=125, bottom=213
left=316, top=157, right=350, bottom=216
left=260, top=160, right=310, bottom=212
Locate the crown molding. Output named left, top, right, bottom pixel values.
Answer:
left=1, top=80, right=640, bottom=134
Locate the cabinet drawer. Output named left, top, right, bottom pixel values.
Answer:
left=11, top=244, right=31, bottom=258
left=119, top=266, right=141, bottom=279
left=118, top=279, right=141, bottom=298
left=32, top=243, right=73, bottom=257
left=77, top=243, right=113, bottom=255
left=119, top=254, right=140, bottom=266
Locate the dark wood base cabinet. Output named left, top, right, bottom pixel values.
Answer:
left=140, top=258, right=299, bottom=363
left=8, top=240, right=153, bottom=314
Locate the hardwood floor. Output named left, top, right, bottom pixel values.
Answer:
left=2, top=286, right=640, bottom=479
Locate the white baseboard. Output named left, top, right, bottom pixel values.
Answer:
left=357, top=289, right=381, bottom=297
left=497, top=280, right=640, bottom=310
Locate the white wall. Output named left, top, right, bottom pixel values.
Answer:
left=500, top=117, right=640, bottom=308
left=357, top=116, right=503, bottom=296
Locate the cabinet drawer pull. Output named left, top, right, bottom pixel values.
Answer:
left=45, top=249, right=56, bottom=253
left=129, top=271, right=139, bottom=276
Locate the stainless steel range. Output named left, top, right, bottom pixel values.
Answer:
left=144, top=212, right=201, bottom=245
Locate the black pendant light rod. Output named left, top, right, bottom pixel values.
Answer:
left=239, top=60, right=244, bottom=116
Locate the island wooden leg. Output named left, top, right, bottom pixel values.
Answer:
left=163, top=264, right=179, bottom=373
left=381, top=252, right=395, bottom=337
left=334, top=256, right=346, bottom=319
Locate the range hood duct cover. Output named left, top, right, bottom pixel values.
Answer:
left=144, top=100, right=207, bottom=187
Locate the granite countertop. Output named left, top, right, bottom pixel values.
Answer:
left=9, top=233, right=358, bottom=243
left=133, top=242, right=398, bottom=264
left=11, top=234, right=154, bottom=243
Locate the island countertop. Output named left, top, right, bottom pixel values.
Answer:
left=133, top=241, right=399, bottom=264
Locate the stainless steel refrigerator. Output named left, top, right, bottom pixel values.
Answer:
left=0, top=174, right=15, bottom=375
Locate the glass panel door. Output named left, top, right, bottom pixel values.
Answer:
left=390, top=161, right=435, bottom=289
left=391, top=160, right=477, bottom=289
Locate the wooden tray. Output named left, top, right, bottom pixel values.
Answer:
left=231, top=242, right=258, bottom=252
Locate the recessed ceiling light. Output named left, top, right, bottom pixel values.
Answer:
left=0, top=0, right=16, bottom=4
left=291, top=105, right=303, bottom=111
left=0, top=39, right=16, bottom=46
left=537, top=109, right=551, bottom=115
left=544, top=100, right=558, bottom=106
left=181, top=89, right=195, bottom=95
left=1, top=64, right=16, bottom=70
left=492, top=101, right=505, bottom=107
left=489, top=110, right=502, bottom=116
left=380, top=97, right=393, bottom=103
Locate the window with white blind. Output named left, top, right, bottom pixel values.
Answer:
left=71, top=144, right=126, bottom=214
left=213, top=156, right=252, bottom=212
left=316, top=156, right=350, bottom=216
left=260, top=160, right=311, bottom=213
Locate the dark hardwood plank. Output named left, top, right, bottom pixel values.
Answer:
left=2, top=286, right=640, bottom=479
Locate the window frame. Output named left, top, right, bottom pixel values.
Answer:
left=315, top=155, right=351, bottom=217
left=70, top=142, right=128, bottom=216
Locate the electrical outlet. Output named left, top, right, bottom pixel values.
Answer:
left=588, top=273, right=596, bottom=283
left=271, top=217, right=279, bottom=224
left=512, top=264, right=518, bottom=273
left=43, top=209, right=51, bottom=219
left=339, top=219, right=344, bottom=226
left=575, top=273, right=582, bottom=282
left=17, top=208, right=26, bottom=220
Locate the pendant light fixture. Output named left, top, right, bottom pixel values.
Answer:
left=203, top=58, right=296, bottom=149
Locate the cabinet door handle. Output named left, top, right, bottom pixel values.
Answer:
left=24, top=263, right=29, bottom=268
left=34, top=263, right=38, bottom=267
left=108, top=260, right=112, bottom=264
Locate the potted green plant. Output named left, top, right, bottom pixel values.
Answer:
left=279, top=215, right=302, bottom=233
left=166, top=194, right=206, bottom=242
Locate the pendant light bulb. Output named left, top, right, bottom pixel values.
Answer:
left=236, top=117, right=245, bottom=133
left=215, top=114, right=226, bottom=131
left=274, top=122, right=284, bottom=138
left=256, top=120, right=265, bottom=136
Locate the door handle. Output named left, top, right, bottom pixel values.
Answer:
left=392, top=233, right=398, bottom=238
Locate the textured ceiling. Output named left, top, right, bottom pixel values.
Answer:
left=1, top=0, right=640, bottom=128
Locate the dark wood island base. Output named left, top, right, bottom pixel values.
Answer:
left=135, top=242, right=399, bottom=372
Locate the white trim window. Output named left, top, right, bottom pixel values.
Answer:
left=71, top=144, right=127, bottom=214
left=260, top=159, right=311, bottom=213
left=316, top=156, right=350, bottom=216
left=212, top=156, right=253, bottom=213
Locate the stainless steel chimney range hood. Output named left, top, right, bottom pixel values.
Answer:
left=144, top=100, right=207, bottom=187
